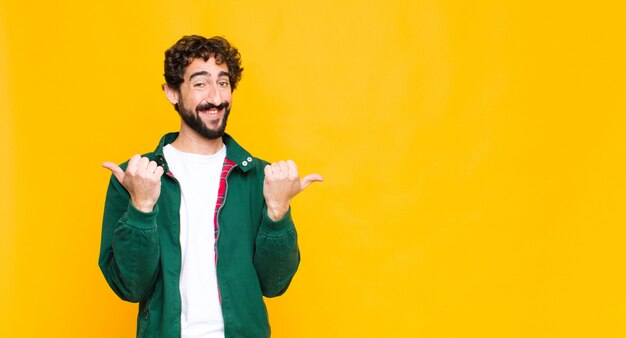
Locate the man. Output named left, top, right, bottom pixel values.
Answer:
left=98, top=35, right=322, bottom=338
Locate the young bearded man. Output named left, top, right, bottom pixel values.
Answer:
left=98, top=35, right=322, bottom=338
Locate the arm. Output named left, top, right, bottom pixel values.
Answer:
left=254, top=207, right=300, bottom=297
left=98, top=155, right=163, bottom=302
left=254, top=160, right=322, bottom=297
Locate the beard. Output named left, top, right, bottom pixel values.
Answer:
left=177, top=100, right=230, bottom=140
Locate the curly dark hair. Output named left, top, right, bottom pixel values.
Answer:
left=164, top=35, right=243, bottom=91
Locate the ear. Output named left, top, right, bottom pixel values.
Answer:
left=164, top=84, right=179, bottom=105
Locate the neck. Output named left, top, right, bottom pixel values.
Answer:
left=172, top=122, right=224, bottom=155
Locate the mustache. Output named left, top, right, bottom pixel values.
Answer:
left=196, top=101, right=229, bottom=112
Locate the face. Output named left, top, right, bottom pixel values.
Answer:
left=167, top=57, right=233, bottom=139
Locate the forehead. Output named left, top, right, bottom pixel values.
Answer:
left=183, top=57, right=229, bottom=79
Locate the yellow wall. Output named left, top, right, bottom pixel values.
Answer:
left=2, top=0, right=626, bottom=337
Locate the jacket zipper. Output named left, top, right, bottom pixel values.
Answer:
left=215, top=163, right=237, bottom=303
left=164, top=170, right=184, bottom=319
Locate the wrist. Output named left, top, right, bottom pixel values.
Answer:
left=131, top=198, right=156, bottom=213
left=266, top=203, right=289, bottom=221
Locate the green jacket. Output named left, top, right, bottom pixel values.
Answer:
left=99, top=132, right=300, bottom=338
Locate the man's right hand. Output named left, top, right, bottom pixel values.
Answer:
left=103, top=155, right=164, bottom=213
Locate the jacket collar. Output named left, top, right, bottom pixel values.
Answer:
left=153, top=132, right=257, bottom=173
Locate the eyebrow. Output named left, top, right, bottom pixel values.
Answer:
left=189, top=70, right=231, bottom=81
left=189, top=71, right=208, bottom=81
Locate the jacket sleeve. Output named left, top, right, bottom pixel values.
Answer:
left=253, top=206, right=300, bottom=298
left=98, top=173, right=160, bottom=303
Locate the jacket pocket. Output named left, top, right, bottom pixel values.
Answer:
left=137, top=297, right=151, bottom=337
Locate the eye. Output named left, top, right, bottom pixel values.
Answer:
left=194, top=82, right=206, bottom=88
left=219, top=81, right=230, bottom=88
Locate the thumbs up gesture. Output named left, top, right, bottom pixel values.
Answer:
left=103, top=155, right=165, bottom=213
left=263, top=160, right=323, bottom=221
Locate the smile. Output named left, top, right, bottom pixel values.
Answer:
left=198, top=107, right=222, bottom=118
left=196, top=101, right=229, bottom=119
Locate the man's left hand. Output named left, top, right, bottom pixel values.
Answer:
left=263, top=160, right=323, bottom=221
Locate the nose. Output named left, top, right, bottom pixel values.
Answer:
left=206, top=83, right=222, bottom=105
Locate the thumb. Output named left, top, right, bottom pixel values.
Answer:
left=300, top=174, right=324, bottom=191
left=102, top=161, right=125, bottom=184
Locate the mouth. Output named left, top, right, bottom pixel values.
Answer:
left=196, top=102, right=228, bottom=120
left=198, top=106, right=223, bottom=119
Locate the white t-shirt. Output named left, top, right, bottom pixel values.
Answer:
left=163, top=144, right=226, bottom=338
